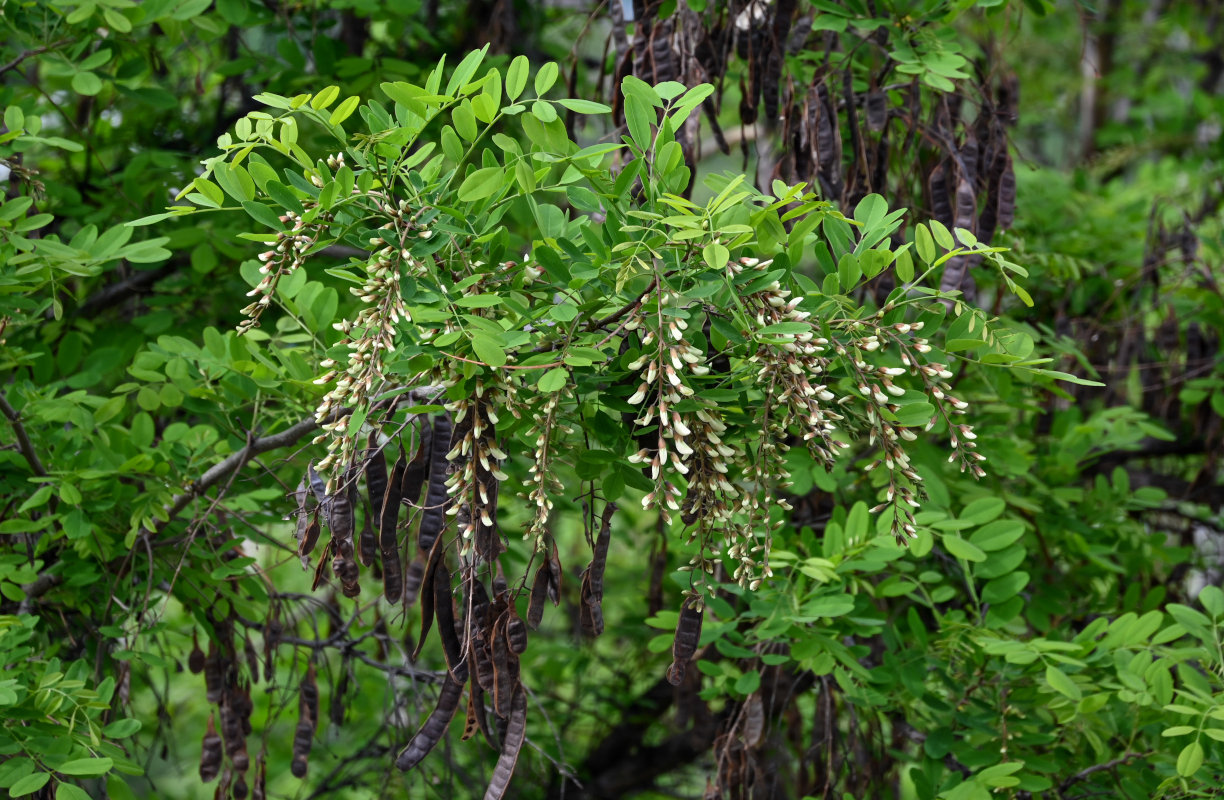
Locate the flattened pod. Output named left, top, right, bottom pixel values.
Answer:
left=434, top=562, right=468, bottom=682
left=417, top=414, right=452, bottom=553
left=364, top=441, right=388, bottom=528
left=300, top=513, right=321, bottom=557
left=579, top=570, right=603, bottom=638
left=400, top=423, right=432, bottom=508
left=667, top=601, right=703, bottom=686
left=526, top=566, right=549, bottom=629
left=411, top=536, right=444, bottom=662
left=482, top=686, right=527, bottom=800
left=199, top=713, right=223, bottom=783
left=203, top=642, right=224, bottom=704
left=358, top=516, right=377, bottom=570
left=403, top=557, right=426, bottom=606
left=589, top=503, right=615, bottom=601
left=395, top=675, right=464, bottom=771
left=293, top=479, right=310, bottom=547
left=292, top=665, right=318, bottom=778
left=380, top=451, right=406, bottom=603
left=188, top=632, right=205, bottom=674
left=307, top=464, right=328, bottom=504
left=505, top=612, right=527, bottom=655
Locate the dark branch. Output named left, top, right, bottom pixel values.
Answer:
left=0, top=39, right=72, bottom=76
left=1058, top=750, right=1153, bottom=795
left=0, top=389, right=48, bottom=477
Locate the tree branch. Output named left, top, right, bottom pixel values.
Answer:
left=1058, top=750, right=1153, bottom=795
left=0, top=389, right=48, bottom=477
left=0, top=39, right=72, bottom=77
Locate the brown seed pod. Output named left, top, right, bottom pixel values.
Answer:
left=199, top=713, right=223, bottom=783
left=219, top=693, right=249, bottom=772
left=578, top=570, right=603, bottom=638
left=330, top=668, right=348, bottom=728
left=483, top=685, right=527, bottom=800
left=411, top=535, right=445, bottom=662
left=293, top=478, right=310, bottom=550
left=526, top=566, right=549, bottom=630
left=668, top=600, right=703, bottom=686
left=362, top=439, right=388, bottom=567
left=203, top=642, right=224, bottom=704
left=417, top=414, right=452, bottom=553
left=400, top=422, right=432, bottom=508
left=589, top=503, right=615, bottom=601
left=403, top=556, right=425, bottom=606
left=504, top=612, right=527, bottom=656
left=291, top=664, right=318, bottom=779
left=434, top=563, right=467, bottom=682
left=395, top=675, right=464, bottom=771
left=188, top=632, right=205, bottom=674
left=300, top=513, right=321, bottom=557
left=380, top=450, right=406, bottom=602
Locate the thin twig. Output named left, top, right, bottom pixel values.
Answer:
left=0, top=389, right=48, bottom=477
left=0, top=39, right=71, bottom=77
left=1058, top=750, right=1152, bottom=795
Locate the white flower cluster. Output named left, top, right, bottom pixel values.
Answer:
left=444, top=381, right=508, bottom=560
left=239, top=210, right=321, bottom=335
left=311, top=246, right=409, bottom=487
left=524, top=392, right=566, bottom=549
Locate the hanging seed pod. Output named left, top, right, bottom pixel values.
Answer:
left=233, top=774, right=249, bottom=800
left=307, top=464, right=328, bottom=504
left=417, top=414, right=452, bottom=553
left=589, top=503, right=615, bottom=602
left=300, top=512, right=321, bottom=557
left=203, top=642, right=224, bottom=704
left=291, top=665, right=318, bottom=778
left=363, top=439, right=388, bottom=566
left=504, top=612, right=527, bottom=656
left=490, top=614, right=519, bottom=719
left=219, top=693, right=249, bottom=772
left=411, top=536, right=444, bottom=662
left=403, top=556, right=425, bottom=606
left=395, top=675, right=464, bottom=771
left=188, top=632, right=205, bottom=674
left=293, top=479, right=310, bottom=550
left=668, top=600, right=703, bottom=686
left=461, top=686, right=481, bottom=742
left=483, top=687, right=527, bottom=800
left=434, top=563, right=467, bottom=682
left=400, top=422, right=432, bottom=508
left=526, top=565, right=549, bottom=629
left=546, top=550, right=562, bottom=606
left=579, top=570, right=603, bottom=638
left=199, top=713, right=223, bottom=783
left=380, top=450, right=406, bottom=602
left=214, top=768, right=232, bottom=800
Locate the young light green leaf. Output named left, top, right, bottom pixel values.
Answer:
left=457, top=167, right=504, bottom=202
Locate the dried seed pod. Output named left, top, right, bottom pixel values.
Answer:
left=589, top=503, right=615, bottom=601
left=504, top=612, right=527, bottom=655
left=434, top=563, right=467, bottom=682
left=293, top=479, right=310, bottom=550
left=291, top=665, right=318, bottom=779
left=203, top=642, right=224, bottom=704
left=357, top=515, right=377, bottom=570
left=219, top=693, right=249, bottom=772
left=526, top=566, right=549, bottom=629
left=188, top=632, right=205, bottom=674
left=300, top=513, right=321, bottom=557
left=199, top=713, right=223, bottom=783
left=490, top=614, right=519, bottom=719
left=363, top=439, right=388, bottom=552
left=380, top=450, right=407, bottom=602
left=546, top=550, right=562, bottom=606
left=400, top=422, right=432, bottom=508
left=578, top=571, right=604, bottom=638
left=233, top=774, right=249, bottom=800
left=411, top=536, right=444, bottom=663
left=403, top=556, right=425, bottom=606
left=462, top=686, right=481, bottom=742
left=307, top=464, right=328, bottom=504
left=417, top=414, right=452, bottom=553
left=483, top=686, right=527, bottom=800
left=395, top=675, right=464, bottom=771
left=668, top=600, right=703, bottom=686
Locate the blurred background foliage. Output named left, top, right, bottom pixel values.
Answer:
left=2, top=0, right=1223, bottom=798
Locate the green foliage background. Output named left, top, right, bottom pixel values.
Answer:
left=2, top=1, right=1223, bottom=799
